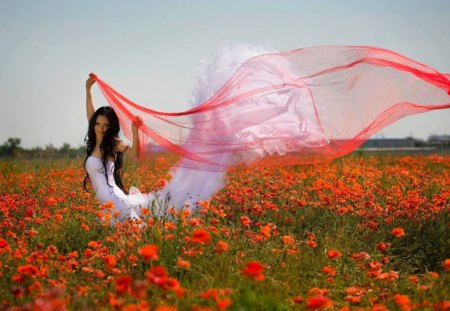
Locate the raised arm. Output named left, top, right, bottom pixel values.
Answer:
left=116, top=116, right=143, bottom=159
left=130, top=116, right=142, bottom=159
left=86, top=76, right=96, bottom=122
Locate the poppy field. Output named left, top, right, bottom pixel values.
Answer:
left=0, top=153, right=449, bottom=310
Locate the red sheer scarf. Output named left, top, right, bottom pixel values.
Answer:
left=91, top=45, right=450, bottom=171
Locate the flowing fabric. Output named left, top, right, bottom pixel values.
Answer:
left=92, top=45, right=450, bottom=170
left=90, top=45, right=450, bottom=210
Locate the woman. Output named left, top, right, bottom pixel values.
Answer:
left=84, top=76, right=154, bottom=225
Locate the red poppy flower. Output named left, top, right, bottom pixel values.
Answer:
left=17, top=264, right=38, bottom=276
left=139, top=244, right=159, bottom=261
left=326, top=249, right=342, bottom=259
left=241, top=261, right=265, bottom=281
left=371, top=304, right=389, bottom=311
left=46, top=197, right=58, bottom=207
left=393, top=294, right=411, bottom=311
left=391, top=227, right=405, bottom=237
left=191, top=229, right=212, bottom=245
left=145, top=266, right=168, bottom=286
left=240, top=216, right=251, bottom=226
left=293, top=295, right=304, bottom=304
left=115, top=275, right=132, bottom=295
left=214, top=241, right=229, bottom=253
left=282, top=235, right=295, bottom=245
left=306, top=295, right=333, bottom=310
left=103, top=255, right=116, bottom=269
left=376, top=242, right=390, bottom=251
left=100, top=201, right=115, bottom=210
left=321, top=266, right=336, bottom=277
left=177, top=257, right=191, bottom=269
left=217, top=298, right=232, bottom=311
left=0, top=238, right=9, bottom=248
left=434, top=301, right=450, bottom=311
left=443, top=259, right=450, bottom=271
left=306, top=240, right=318, bottom=248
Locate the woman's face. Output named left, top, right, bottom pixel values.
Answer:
left=95, top=115, right=110, bottom=138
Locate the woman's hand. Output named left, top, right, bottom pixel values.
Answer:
left=86, top=75, right=96, bottom=90
left=132, top=116, right=143, bottom=133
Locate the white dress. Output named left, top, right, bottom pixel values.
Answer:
left=85, top=156, right=156, bottom=224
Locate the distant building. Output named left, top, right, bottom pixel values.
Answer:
left=361, top=137, right=415, bottom=148
left=428, top=135, right=450, bottom=146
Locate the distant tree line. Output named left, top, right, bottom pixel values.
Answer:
left=1, top=135, right=448, bottom=159
left=0, top=137, right=85, bottom=158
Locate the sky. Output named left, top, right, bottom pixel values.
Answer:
left=1, top=0, right=449, bottom=149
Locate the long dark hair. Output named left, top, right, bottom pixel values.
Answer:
left=83, top=106, right=126, bottom=192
